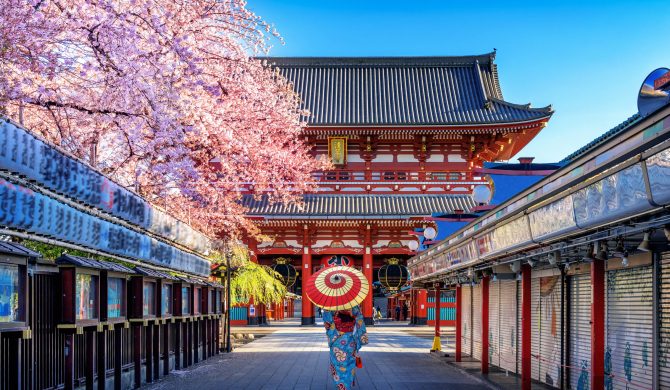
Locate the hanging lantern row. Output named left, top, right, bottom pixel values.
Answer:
left=378, top=258, right=409, bottom=291
left=271, top=257, right=297, bottom=288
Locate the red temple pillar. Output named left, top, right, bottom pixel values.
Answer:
left=409, top=289, right=419, bottom=325
left=591, top=259, right=605, bottom=389
left=431, top=282, right=441, bottom=351
left=455, top=285, right=462, bottom=362
left=481, top=275, right=489, bottom=374
left=363, top=224, right=374, bottom=325
left=302, top=225, right=314, bottom=325
left=248, top=239, right=266, bottom=325
left=416, top=289, right=427, bottom=325
left=521, top=264, right=532, bottom=390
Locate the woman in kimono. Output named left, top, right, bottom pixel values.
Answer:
left=322, top=305, right=368, bottom=389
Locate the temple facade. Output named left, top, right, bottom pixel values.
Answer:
left=244, top=52, right=553, bottom=325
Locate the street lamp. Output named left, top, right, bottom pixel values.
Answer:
left=224, top=244, right=234, bottom=353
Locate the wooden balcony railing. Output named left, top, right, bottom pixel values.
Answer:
left=312, top=170, right=479, bottom=182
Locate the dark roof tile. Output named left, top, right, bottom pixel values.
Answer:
left=56, top=254, right=135, bottom=273
left=0, top=242, right=42, bottom=258
left=242, top=194, right=476, bottom=217
left=261, top=54, right=552, bottom=126
left=134, top=265, right=177, bottom=280
left=561, top=114, right=642, bottom=163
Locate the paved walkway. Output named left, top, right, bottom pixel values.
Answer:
left=144, top=320, right=490, bottom=390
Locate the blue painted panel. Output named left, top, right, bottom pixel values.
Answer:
left=231, top=306, right=248, bottom=321
left=427, top=307, right=456, bottom=321
left=0, top=120, right=210, bottom=255
left=0, top=178, right=210, bottom=276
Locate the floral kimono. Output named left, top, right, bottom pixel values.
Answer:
left=322, top=305, right=368, bottom=390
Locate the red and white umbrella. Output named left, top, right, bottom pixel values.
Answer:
left=305, top=266, right=370, bottom=311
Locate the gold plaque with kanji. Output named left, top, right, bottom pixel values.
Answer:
left=328, top=137, right=347, bottom=165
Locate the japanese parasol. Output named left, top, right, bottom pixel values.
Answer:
left=305, top=266, right=370, bottom=311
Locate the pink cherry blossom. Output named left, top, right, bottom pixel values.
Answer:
left=0, top=0, right=328, bottom=238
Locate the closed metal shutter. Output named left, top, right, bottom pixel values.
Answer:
left=461, top=285, right=472, bottom=357
left=498, top=279, right=518, bottom=373
left=605, top=265, right=653, bottom=390
left=660, top=253, right=670, bottom=388
left=538, top=274, right=562, bottom=388
left=489, top=280, right=500, bottom=367
left=473, top=283, right=482, bottom=361
left=531, top=276, right=541, bottom=381
left=569, top=273, right=591, bottom=390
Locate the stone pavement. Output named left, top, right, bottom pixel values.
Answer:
left=143, top=320, right=491, bottom=390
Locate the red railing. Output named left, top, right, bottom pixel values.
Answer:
left=312, top=170, right=480, bottom=182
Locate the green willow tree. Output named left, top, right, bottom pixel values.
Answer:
left=210, top=242, right=287, bottom=306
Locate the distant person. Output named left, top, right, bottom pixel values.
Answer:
left=388, top=308, right=392, bottom=319
left=395, top=305, right=401, bottom=321
left=317, top=307, right=322, bottom=318
left=372, top=306, right=378, bottom=324
left=375, top=306, right=382, bottom=321
left=402, top=302, right=409, bottom=321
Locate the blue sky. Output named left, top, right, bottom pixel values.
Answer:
left=249, top=0, right=668, bottom=162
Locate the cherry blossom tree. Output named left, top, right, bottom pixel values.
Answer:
left=0, top=0, right=327, bottom=238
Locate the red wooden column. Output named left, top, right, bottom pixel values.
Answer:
left=591, top=259, right=605, bottom=390
left=416, top=289, right=427, bottom=325
left=431, top=282, right=441, bottom=351
left=481, top=275, right=490, bottom=374
left=362, top=224, right=374, bottom=325
left=302, top=224, right=314, bottom=325
left=455, top=285, right=462, bottom=362
left=247, top=239, right=264, bottom=325
left=411, top=289, right=417, bottom=324
left=521, top=264, right=532, bottom=390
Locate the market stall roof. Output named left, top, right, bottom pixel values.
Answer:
left=134, top=265, right=178, bottom=280
left=561, top=113, right=642, bottom=163
left=206, top=280, right=224, bottom=289
left=56, top=254, right=135, bottom=273
left=175, top=275, right=206, bottom=285
left=0, top=242, right=42, bottom=258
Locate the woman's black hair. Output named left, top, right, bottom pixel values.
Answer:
left=336, top=311, right=355, bottom=322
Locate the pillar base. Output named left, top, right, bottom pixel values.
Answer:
left=247, top=317, right=259, bottom=326
left=415, top=317, right=427, bottom=325
left=301, top=316, right=315, bottom=326
left=430, top=336, right=441, bottom=352
left=364, top=317, right=374, bottom=326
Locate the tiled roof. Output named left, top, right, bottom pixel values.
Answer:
left=207, top=280, right=224, bottom=289
left=561, top=113, right=642, bottom=163
left=56, top=254, right=135, bottom=273
left=134, top=265, right=178, bottom=280
left=262, top=53, right=552, bottom=126
left=242, top=194, right=476, bottom=218
left=0, top=242, right=42, bottom=258
left=176, top=275, right=206, bottom=285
